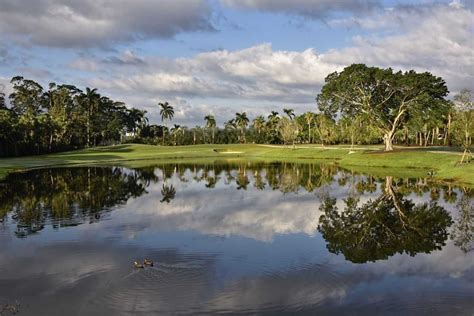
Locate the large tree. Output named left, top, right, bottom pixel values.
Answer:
left=317, top=64, right=449, bottom=151
left=76, top=87, right=100, bottom=147
left=278, top=117, right=299, bottom=149
left=9, top=76, right=44, bottom=115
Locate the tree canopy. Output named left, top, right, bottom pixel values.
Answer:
left=317, top=64, right=450, bottom=151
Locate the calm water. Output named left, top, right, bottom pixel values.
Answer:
left=0, top=162, right=472, bottom=315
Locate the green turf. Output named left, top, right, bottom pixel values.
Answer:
left=0, top=143, right=472, bottom=185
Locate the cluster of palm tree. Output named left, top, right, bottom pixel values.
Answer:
left=0, top=77, right=148, bottom=157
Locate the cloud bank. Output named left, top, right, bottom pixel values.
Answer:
left=222, top=0, right=381, bottom=18
left=0, top=1, right=472, bottom=126
left=0, top=0, right=214, bottom=48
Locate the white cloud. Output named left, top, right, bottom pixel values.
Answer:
left=87, top=43, right=339, bottom=104
left=68, top=58, right=99, bottom=72
left=2, top=1, right=472, bottom=126
left=324, top=2, right=474, bottom=93
left=118, top=176, right=322, bottom=242
left=0, top=0, right=214, bottom=48
left=76, top=1, right=473, bottom=125
left=0, top=76, right=12, bottom=100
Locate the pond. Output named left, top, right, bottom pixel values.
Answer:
left=0, top=162, right=472, bottom=315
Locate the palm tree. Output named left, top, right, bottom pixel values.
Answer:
left=223, top=119, right=236, bottom=143
left=235, top=112, right=249, bottom=143
left=159, top=102, right=174, bottom=145
left=225, top=119, right=236, bottom=130
left=78, top=87, right=100, bottom=147
left=171, top=124, right=182, bottom=145
left=204, top=115, right=216, bottom=144
left=268, top=111, right=279, bottom=119
left=283, top=108, right=295, bottom=120
left=266, top=111, right=280, bottom=143
left=252, top=115, right=266, bottom=143
left=127, top=108, right=148, bottom=135
left=304, top=112, right=314, bottom=143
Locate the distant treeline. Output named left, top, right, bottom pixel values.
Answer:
left=0, top=64, right=472, bottom=157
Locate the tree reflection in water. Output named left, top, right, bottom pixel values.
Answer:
left=0, top=167, right=152, bottom=237
left=160, top=184, right=176, bottom=203
left=0, top=161, right=471, bottom=258
left=451, top=192, right=474, bottom=253
left=318, top=176, right=454, bottom=263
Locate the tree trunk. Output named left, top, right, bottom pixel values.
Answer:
left=445, top=114, right=451, bottom=146
left=383, top=132, right=394, bottom=151
left=308, top=122, right=311, bottom=144
left=86, top=113, right=90, bottom=148
left=350, top=132, right=355, bottom=151
left=240, top=128, right=246, bottom=143
left=162, top=125, right=166, bottom=146
left=49, top=133, right=53, bottom=152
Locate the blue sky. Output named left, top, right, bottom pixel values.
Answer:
left=0, top=0, right=472, bottom=125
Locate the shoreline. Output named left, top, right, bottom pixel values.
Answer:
left=0, top=144, right=472, bottom=186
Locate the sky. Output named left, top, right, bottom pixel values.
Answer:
left=0, top=0, right=473, bottom=126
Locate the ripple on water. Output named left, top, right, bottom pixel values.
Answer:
left=203, top=260, right=350, bottom=314
left=88, top=258, right=215, bottom=314
left=338, top=289, right=474, bottom=316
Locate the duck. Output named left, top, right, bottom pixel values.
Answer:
left=144, top=259, right=154, bottom=267
left=427, top=170, right=437, bottom=177
left=134, top=261, right=145, bottom=269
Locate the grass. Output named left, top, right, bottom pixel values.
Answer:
left=0, top=143, right=472, bottom=185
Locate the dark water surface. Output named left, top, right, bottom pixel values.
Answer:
left=0, top=162, right=472, bottom=315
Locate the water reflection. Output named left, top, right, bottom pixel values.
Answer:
left=160, top=184, right=177, bottom=203
left=452, top=192, right=474, bottom=253
left=0, top=162, right=472, bottom=315
left=0, top=167, right=151, bottom=237
left=318, top=176, right=453, bottom=263
left=0, top=163, right=472, bottom=251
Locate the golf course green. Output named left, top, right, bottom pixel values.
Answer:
left=0, top=144, right=472, bottom=185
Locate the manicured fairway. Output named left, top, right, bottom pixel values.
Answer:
left=0, top=144, right=472, bottom=185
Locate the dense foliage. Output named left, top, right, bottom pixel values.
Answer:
left=0, top=77, right=147, bottom=157
left=0, top=64, right=472, bottom=157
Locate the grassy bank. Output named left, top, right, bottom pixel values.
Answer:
left=0, top=144, right=472, bottom=185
